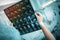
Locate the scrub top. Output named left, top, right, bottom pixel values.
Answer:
left=0, top=20, right=21, bottom=40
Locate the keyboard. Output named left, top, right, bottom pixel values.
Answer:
left=4, top=0, right=41, bottom=35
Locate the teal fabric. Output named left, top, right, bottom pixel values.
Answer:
left=0, top=22, right=21, bottom=40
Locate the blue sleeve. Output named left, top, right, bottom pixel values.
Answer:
left=0, top=23, right=22, bottom=40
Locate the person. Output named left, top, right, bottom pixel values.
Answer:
left=35, top=12, right=56, bottom=40
left=0, top=12, right=55, bottom=40
left=0, top=16, right=22, bottom=40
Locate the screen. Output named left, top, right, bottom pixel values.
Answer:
left=4, top=0, right=41, bottom=35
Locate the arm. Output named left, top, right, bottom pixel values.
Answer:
left=35, top=12, right=56, bottom=40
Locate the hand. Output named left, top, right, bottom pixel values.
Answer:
left=10, top=23, right=13, bottom=26
left=35, top=12, right=43, bottom=23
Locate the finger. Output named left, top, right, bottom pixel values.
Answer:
left=37, top=12, right=43, bottom=17
left=36, top=12, right=41, bottom=15
left=35, top=13, right=38, bottom=18
left=37, top=13, right=40, bottom=16
left=10, top=23, right=13, bottom=26
left=35, top=12, right=41, bottom=17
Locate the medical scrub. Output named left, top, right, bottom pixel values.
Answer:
left=0, top=22, right=21, bottom=40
